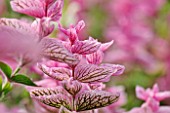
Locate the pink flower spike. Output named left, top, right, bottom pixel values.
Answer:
left=47, top=0, right=63, bottom=21
left=10, top=0, right=45, bottom=18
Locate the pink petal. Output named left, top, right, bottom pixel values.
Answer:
left=58, top=24, right=78, bottom=44
left=38, top=64, right=71, bottom=81
left=10, top=0, right=45, bottom=18
left=74, top=64, right=114, bottom=83
left=145, top=98, right=159, bottom=112
left=152, top=84, right=159, bottom=93
left=47, top=0, right=63, bottom=21
left=72, top=40, right=101, bottom=55
left=32, top=18, right=54, bottom=38
left=100, top=40, right=114, bottom=52
left=0, top=18, right=33, bottom=33
left=155, top=92, right=170, bottom=101
left=86, top=50, right=104, bottom=64
left=30, top=87, right=71, bottom=109
left=41, top=38, right=79, bottom=65
left=101, top=64, right=125, bottom=76
left=75, top=90, right=119, bottom=111
left=136, top=86, right=149, bottom=101
left=75, top=20, right=85, bottom=33
left=158, top=106, right=170, bottom=113
left=63, top=79, right=82, bottom=96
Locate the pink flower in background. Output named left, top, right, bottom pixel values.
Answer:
left=11, top=0, right=64, bottom=38
left=0, top=0, right=6, bottom=16
left=103, top=0, right=166, bottom=71
left=126, top=84, right=170, bottom=113
left=0, top=104, right=27, bottom=113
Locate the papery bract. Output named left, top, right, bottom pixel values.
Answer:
left=30, top=87, right=71, bottom=110
left=41, top=38, right=79, bottom=65
left=75, top=90, right=120, bottom=111
left=11, top=0, right=45, bottom=18
left=72, top=39, right=101, bottom=55
left=47, top=0, right=63, bottom=21
left=58, top=20, right=85, bottom=44
left=38, top=64, right=71, bottom=81
left=32, top=18, right=54, bottom=38
left=74, top=64, right=114, bottom=83
left=63, top=78, right=82, bottom=96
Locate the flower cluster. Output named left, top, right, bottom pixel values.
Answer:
left=0, top=0, right=125, bottom=113
left=126, top=84, right=170, bottom=113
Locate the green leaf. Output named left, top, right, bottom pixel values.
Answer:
left=2, top=81, right=12, bottom=95
left=0, top=61, right=12, bottom=79
left=11, top=74, right=37, bottom=86
left=0, top=76, right=2, bottom=91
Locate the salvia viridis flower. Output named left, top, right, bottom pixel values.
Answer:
left=2, top=0, right=125, bottom=113
left=30, top=20, right=125, bottom=112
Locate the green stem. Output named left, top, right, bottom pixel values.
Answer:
left=11, top=57, right=24, bottom=77
left=73, top=95, right=75, bottom=111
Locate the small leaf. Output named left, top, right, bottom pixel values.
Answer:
left=0, top=76, right=2, bottom=91
left=10, top=0, right=45, bottom=18
left=74, top=64, right=114, bottom=83
left=47, top=0, right=63, bottom=21
left=41, top=38, right=79, bottom=65
left=72, top=39, right=101, bottom=55
left=2, top=81, right=12, bottom=95
left=75, top=90, right=119, bottom=111
left=63, top=80, right=82, bottom=96
left=38, top=64, right=71, bottom=81
left=11, top=74, right=37, bottom=86
left=0, top=61, right=12, bottom=79
left=0, top=18, right=32, bottom=32
left=30, top=87, right=71, bottom=110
